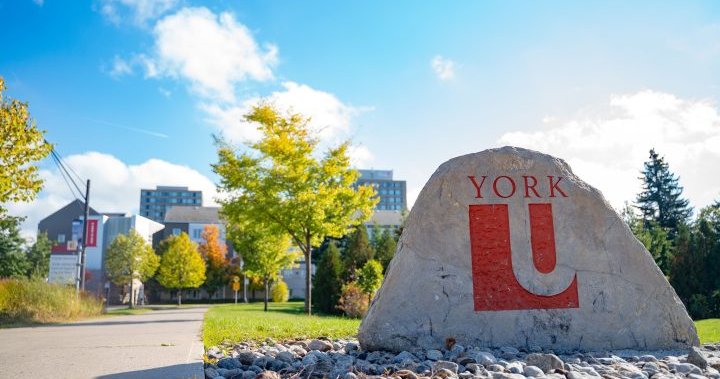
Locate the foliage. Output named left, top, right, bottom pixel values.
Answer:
left=343, top=226, right=373, bottom=280
left=214, top=104, right=377, bottom=314
left=0, top=77, right=53, bottom=212
left=337, top=281, right=368, bottom=318
left=312, top=241, right=343, bottom=314
left=356, top=259, right=384, bottom=303
left=199, top=225, right=229, bottom=299
left=636, top=148, right=692, bottom=239
left=105, top=230, right=159, bottom=285
left=26, top=232, right=52, bottom=278
left=271, top=279, right=289, bottom=303
left=696, top=318, right=720, bottom=343
left=0, top=277, right=102, bottom=325
left=202, top=302, right=360, bottom=347
left=0, top=215, right=29, bottom=278
left=156, top=232, right=206, bottom=305
left=374, top=228, right=397, bottom=271
left=634, top=221, right=673, bottom=275
left=231, top=221, right=297, bottom=311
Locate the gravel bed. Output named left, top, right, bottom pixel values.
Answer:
left=204, top=339, right=720, bottom=379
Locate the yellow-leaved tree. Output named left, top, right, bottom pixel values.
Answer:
left=214, top=104, right=377, bottom=314
left=105, top=230, right=160, bottom=309
left=156, top=232, right=206, bottom=305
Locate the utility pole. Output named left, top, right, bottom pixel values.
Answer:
left=80, top=179, right=91, bottom=292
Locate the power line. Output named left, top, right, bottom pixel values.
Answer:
left=48, top=147, right=86, bottom=202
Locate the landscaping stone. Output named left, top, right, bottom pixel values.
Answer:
left=526, top=353, right=564, bottom=373
left=308, top=339, right=333, bottom=352
left=358, top=147, right=698, bottom=352
left=690, top=347, right=709, bottom=369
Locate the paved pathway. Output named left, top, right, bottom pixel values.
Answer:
left=0, top=306, right=208, bottom=379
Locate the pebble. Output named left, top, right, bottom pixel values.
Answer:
left=204, top=339, right=720, bottom=379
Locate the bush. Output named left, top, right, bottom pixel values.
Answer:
left=0, top=278, right=102, bottom=324
left=337, top=282, right=368, bottom=318
left=689, top=293, right=710, bottom=320
left=271, top=280, right=289, bottom=303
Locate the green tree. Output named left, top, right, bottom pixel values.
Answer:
left=312, top=241, right=343, bottom=314
left=232, top=222, right=298, bottom=311
left=26, top=232, right=52, bottom=278
left=374, top=228, right=397, bottom=272
left=105, top=230, right=160, bottom=308
left=214, top=104, right=377, bottom=314
left=636, top=222, right=674, bottom=276
left=0, top=77, right=53, bottom=213
left=357, top=259, right=384, bottom=304
left=271, top=279, right=289, bottom=303
left=156, top=232, right=206, bottom=305
left=0, top=215, right=28, bottom=278
left=198, top=225, right=229, bottom=299
left=343, top=226, right=373, bottom=281
left=636, top=148, right=692, bottom=238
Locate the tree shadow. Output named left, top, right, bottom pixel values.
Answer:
left=95, top=363, right=203, bottom=379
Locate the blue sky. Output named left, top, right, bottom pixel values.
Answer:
left=3, top=0, right=720, bottom=236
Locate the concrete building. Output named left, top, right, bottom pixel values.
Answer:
left=355, top=169, right=407, bottom=211
left=38, top=200, right=163, bottom=298
left=158, top=206, right=227, bottom=246
left=139, top=186, right=202, bottom=222
left=365, top=209, right=404, bottom=241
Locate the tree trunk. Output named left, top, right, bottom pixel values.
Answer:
left=177, top=290, right=182, bottom=306
left=264, top=277, right=269, bottom=312
left=304, top=236, right=312, bottom=315
left=128, top=278, right=134, bottom=309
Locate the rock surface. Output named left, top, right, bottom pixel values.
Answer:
left=204, top=339, right=720, bottom=379
left=359, top=146, right=697, bottom=352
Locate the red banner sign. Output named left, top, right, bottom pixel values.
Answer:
left=86, top=219, right=98, bottom=247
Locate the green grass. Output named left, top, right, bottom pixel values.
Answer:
left=0, top=278, right=102, bottom=327
left=696, top=319, right=720, bottom=343
left=104, top=307, right=154, bottom=316
left=203, top=302, right=360, bottom=347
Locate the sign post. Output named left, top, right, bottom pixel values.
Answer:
left=231, top=276, right=240, bottom=304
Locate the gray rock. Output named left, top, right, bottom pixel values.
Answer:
left=205, top=367, right=220, bottom=379
left=688, top=375, right=708, bottom=379
left=669, top=362, right=702, bottom=374
left=434, top=360, right=460, bottom=373
left=344, top=342, right=359, bottom=354
left=689, top=347, right=709, bottom=369
left=358, top=147, right=699, bottom=352
left=639, top=355, right=659, bottom=362
left=491, top=372, right=526, bottom=379
left=506, top=362, right=523, bottom=374
left=237, top=352, right=259, bottom=366
left=254, top=372, right=280, bottom=379
left=241, top=371, right=256, bottom=379
left=343, top=373, right=358, bottom=379
left=488, top=364, right=505, bottom=372
left=426, top=349, right=444, bottom=361
left=275, top=351, right=295, bottom=363
left=472, top=351, right=497, bottom=366
left=218, top=358, right=242, bottom=370
left=435, top=368, right=457, bottom=378
left=308, top=339, right=333, bottom=352
left=394, top=351, right=418, bottom=364
left=526, top=354, right=564, bottom=373
left=524, top=365, right=545, bottom=377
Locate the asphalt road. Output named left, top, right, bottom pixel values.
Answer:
left=0, top=306, right=208, bottom=379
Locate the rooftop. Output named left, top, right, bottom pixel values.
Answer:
left=365, top=210, right=404, bottom=226
left=164, top=206, right=221, bottom=224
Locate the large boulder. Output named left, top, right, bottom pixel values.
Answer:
left=358, top=146, right=697, bottom=352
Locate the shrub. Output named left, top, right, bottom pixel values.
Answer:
left=337, top=282, right=368, bottom=318
left=271, top=280, right=289, bottom=303
left=689, top=293, right=710, bottom=320
left=0, top=277, right=102, bottom=324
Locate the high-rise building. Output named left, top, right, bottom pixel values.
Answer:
left=355, top=169, right=407, bottom=211
left=139, top=186, right=202, bottom=222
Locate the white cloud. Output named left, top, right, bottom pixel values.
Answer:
left=100, top=0, right=178, bottom=25
left=347, top=145, right=374, bottom=168
left=202, top=81, right=361, bottom=144
left=147, top=7, right=277, bottom=102
left=109, top=56, right=133, bottom=78
left=6, top=152, right=217, bottom=238
left=499, top=90, right=720, bottom=211
left=431, top=55, right=456, bottom=81
left=33, top=0, right=44, bottom=6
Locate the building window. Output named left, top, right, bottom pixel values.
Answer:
left=172, top=228, right=181, bottom=236
left=57, top=234, right=66, bottom=243
left=192, top=229, right=201, bottom=239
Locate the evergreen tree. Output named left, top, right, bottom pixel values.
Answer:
left=636, top=149, right=692, bottom=238
left=374, top=228, right=397, bottom=272
left=669, top=224, right=701, bottom=305
left=343, top=226, right=373, bottom=281
left=0, top=215, right=28, bottom=278
left=26, top=232, right=52, bottom=278
left=312, top=241, right=343, bottom=314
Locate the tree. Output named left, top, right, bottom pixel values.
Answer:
left=357, top=259, right=384, bottom=304
left=0, top=215, right=28, bottom=278
left=636, top=149, right=692, bottom=238
left=374, top=228, right=397, bottom=272
left=0, top=77, right=53, bottom=213
left=156, top=232, right=206, bottom=305
left=271, top=279, right=289, bottom=302
left=198, top=225, right=229, bottom=299
left=26, top=232, right=52, bottom=278
left=343, top=226, right=373, bottom=281
left=105, top=230, right=160, bottom=308
left=214, top=104, right=377, bottom=314
left=634, top=221, right=673, bottom=276
left=312, top=241, right=343, bottom=314
left=232, top=222, right=298, bottom=311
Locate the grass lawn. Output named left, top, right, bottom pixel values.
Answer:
left=696, top=319, right=720, bottom=343
left=203, top=301, right=360, bottom=347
